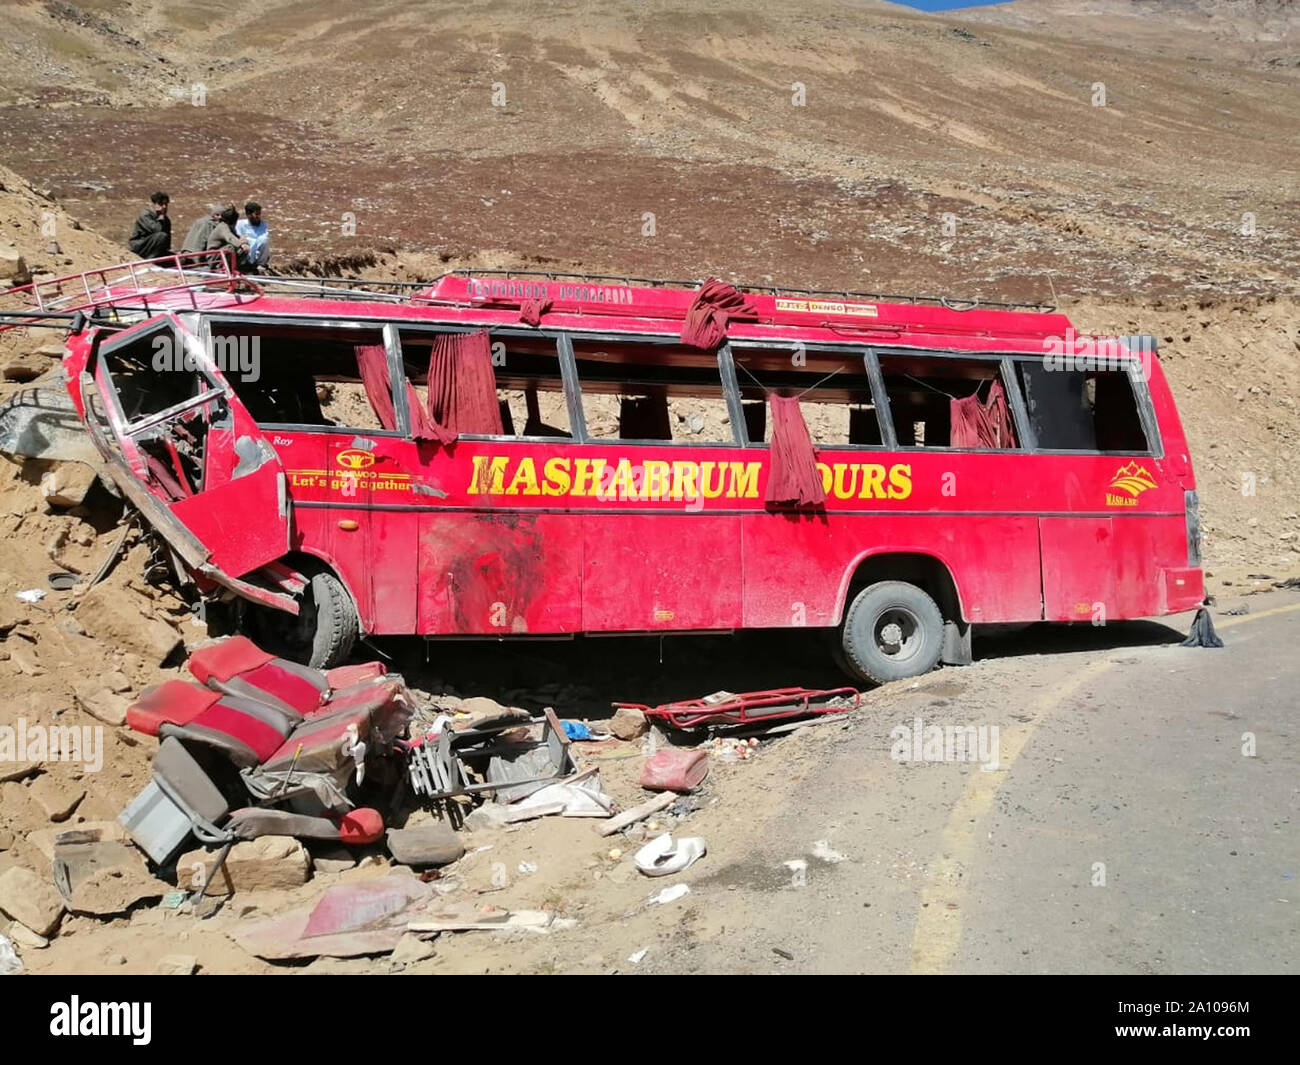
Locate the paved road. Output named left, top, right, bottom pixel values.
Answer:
left=641, top=593, right=1300, bottom=974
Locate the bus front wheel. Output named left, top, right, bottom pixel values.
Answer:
left=245, top=568, right=358, bottom=669
left=840, top=580, right=944, bottom=684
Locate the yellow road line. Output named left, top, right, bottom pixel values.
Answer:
left=907, top=598, right=1300, bottom=975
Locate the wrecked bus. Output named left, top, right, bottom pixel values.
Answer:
left=48, top=263, right=1204, bottom=682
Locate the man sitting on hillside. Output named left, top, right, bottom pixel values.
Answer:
left=181, top=203, right=222, bottom=254
left=235, top=201, right=270, bottom=273
left=205, top=204, right=252, bottom=270
left=127, top=191, right=171, bottom=258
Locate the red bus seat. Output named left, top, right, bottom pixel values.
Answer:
left=187, top=635, right=387, bottom=715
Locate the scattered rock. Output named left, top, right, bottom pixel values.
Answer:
left=0, top=866, right=66, bottom=937
left=105, top=953, right=127, bottom=966
left=389, top=932, right=436, bottom=966
left=177, top=836, right=311, bottom=896
left=609, top=706, right=648, bottom=740
left=29, top=820, right=127, bottom=862
left=29, top=777, right=86, bottom=822
left=386, top=823, right=466, bottom=868
left=0, top=244, right=30, bottom=284
left=155, top=954, right=197, bottom=975
left=462, top=804, right=511, bottom=831
left=73, top=683, right=129, bottom=726
left=4, top=920, right=50, bottom=950
left=40, top=462, right=99, bottom=508
left=75, top=582, right=182, bottom=664
left=311, top=847, right=357, bottom=874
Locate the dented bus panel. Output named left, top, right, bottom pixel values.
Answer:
left=59, top=265, right=1204, bottom=680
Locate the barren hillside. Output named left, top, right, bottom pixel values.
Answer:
left=0, top=0, right=1295, bottom=302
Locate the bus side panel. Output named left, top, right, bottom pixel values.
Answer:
left=418, top=511, right=583, bottom=635
left=1111, top=514, right=1203, bottom=617
left=742, top=513, right=1042, bottom=627
left=1040, top=517, right=1115, bottom=622
left=582, top=514, right=742, bottom=631
left=292, top=505, right=418, bottom=635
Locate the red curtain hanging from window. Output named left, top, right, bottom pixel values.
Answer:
left=950, top=380, right=1016, bottom=449
left=765, top=394, right=826, bottom=507
left=354, top=344, right=397, bottom=432
left=425, top=330, right=503, bottom=440
left=681, top=278, right=757, bottom=350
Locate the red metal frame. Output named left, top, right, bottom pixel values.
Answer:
left=617, top=687, right=863, bottom=730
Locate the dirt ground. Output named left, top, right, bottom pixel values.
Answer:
left=0, top=0, right=1297, bottom=974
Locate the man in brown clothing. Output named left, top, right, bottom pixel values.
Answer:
left=205, top=204, right=252, bottom=271
left=127, top=191, right=171, bottom=258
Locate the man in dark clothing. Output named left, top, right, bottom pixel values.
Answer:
left=205, top=204, right=252, bottom=270
left=181, top=203, right=222, bottom=253
left=128, top=192, right=171, bottom=258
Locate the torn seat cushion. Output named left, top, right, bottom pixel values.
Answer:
left=128, top=680, right=222, bottom=737
left=261, top=707, right=373, bottom=776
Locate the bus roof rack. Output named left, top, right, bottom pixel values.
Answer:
left=439, top=268, right=1057, bottom=314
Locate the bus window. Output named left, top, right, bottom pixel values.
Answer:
left=399, top=331, right=571, bottom=439
left=730, top=347, right=880, bottom=447
left=215, top=322, right=391, bottom=431
left=571, top=339, right=736, bottom=444
left=1014, top=362, right=1150, bottom=453
left=877, top=354, right=1019, bottom=449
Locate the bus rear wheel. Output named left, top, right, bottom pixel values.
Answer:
left=840, top=580, right=944, bottom=684
left=245, top=568, right=358, bottom=669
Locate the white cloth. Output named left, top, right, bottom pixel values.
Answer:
left=236, top=217, right=270, bottom=265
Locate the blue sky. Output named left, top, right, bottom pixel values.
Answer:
left=887, top=1, right=1012, bottom=11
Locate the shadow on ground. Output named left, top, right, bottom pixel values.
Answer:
left=365, top=617, right=1191, bottom=723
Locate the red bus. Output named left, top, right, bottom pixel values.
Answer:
left=61, top=269, right=1204, bottom=683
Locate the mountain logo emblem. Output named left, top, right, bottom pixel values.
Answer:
left=1107, top=462, right=1157, bottom=498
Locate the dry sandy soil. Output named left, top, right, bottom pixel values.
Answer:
left=0, top=0, right=1296, bottom=974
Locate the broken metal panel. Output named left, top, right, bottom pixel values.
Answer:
left=407, top=707, right=574, bottom=803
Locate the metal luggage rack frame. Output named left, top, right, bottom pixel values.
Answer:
left=439, top=268, right=1058, bottom=314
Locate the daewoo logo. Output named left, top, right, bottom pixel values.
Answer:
left=1106, top=462, right=1157, bottom=507
left=335, top=449, right=375, bottom=471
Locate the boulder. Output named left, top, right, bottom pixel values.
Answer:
left=386, top=824, right=465, bottom=868
left=74, top=582, right=181, bottom=664
left=177, top=836, right=311, bottom=896
left=40, top=462, right=99, bottom=508
left=0, top=245, right=29, bottom=285
left=29, top=820, right=127, bottom=862
left=0, top=866, right=66, bottom=937
left=609, top=706, right=649, bottom=740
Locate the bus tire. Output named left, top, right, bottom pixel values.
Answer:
left=841, top=580, right=944, bottom=684
left=302, top=570, right=358, bottom=669
left=244, top=567, right=358, bottom=669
